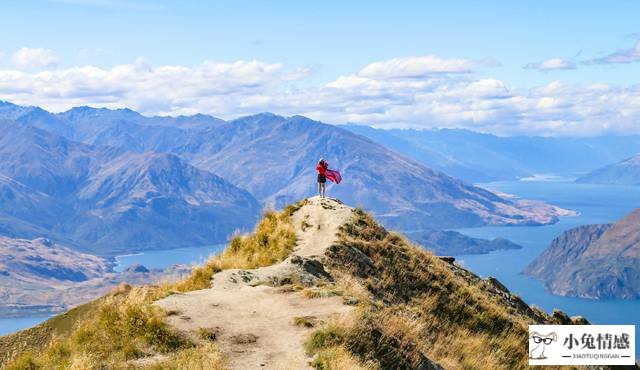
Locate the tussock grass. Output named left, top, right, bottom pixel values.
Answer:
left=310, top=346, right=378, bottom=370
left=170, top=203, right=300, bottom=293
left=221, top=209, right=296, bottom=269
left=71, top=294, right=186, bottom=355
left=170, top=262, right=221, bottom=293
left=308, top=208, right=538, bottom=370
left=302, top=286, right=344, bottom=299
left=5, top=286, right=194, bottom=369
left=305, top=315, right=379, bottom=370
left=6, top=353, right=38, bottom=370
left=293, top=316, right=319, bottom=328
left=197, top=327, right=218, bottom=342
left=146, top=342, right=226, bottom=370
left=4, top=201, right=306, bottom=369
left=305, top=324, right=345, bottom=355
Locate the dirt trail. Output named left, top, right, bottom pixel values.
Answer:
left=155, top=196, right=354, bottom=369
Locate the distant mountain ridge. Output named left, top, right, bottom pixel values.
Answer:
left=524, top=209, right=640, bottom=299
left=0, top=119, right=260, bottom=254
left=576, top=153, right=640, bottom=185
left=0, top=101, right=569, bottom=232
left=0, top=235, right=191, bottom=317
left=343, top=124, right=640, bottom=182
left=0, top=236, right=109, bottom=283
left=407, top=230, right=522, bottom=255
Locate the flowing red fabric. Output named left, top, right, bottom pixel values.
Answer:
left=325, top=169, right=342, bottom=184
left=316, top=163, right=327, bottom=176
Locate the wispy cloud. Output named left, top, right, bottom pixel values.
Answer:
left=1, top=54, right=640, bottom=136
left=583, top=41, right=640, bottom=65
left=12, top=48, right=59, bottom=70
left=355, top=56, right=499, bottom=79
left=524, top=58, right=576, bottom=71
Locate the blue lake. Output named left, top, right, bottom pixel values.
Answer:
left=0, top=244, right=226, bottom=336
left=454, top=180, right=640, bottom=357
left=0, top=316, right=51, bottom=336
left=113, top=244, right=225, bottom=272
left=2, top=181, right=639, bottom=354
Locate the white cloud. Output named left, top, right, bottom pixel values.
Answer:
left=583, top=41, right=640, bottom=65
left=0, top=55, right=639, bottom=136
left=356, top=56, right=499, bottom=79
left=0, top=59, right=294, bottom=116
left=12, top=48, right=59, bottom=70
left=525, top=58, right=576, bottom=71
left=316, top=61, right=640, bottom=136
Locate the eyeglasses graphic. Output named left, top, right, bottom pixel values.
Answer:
left=532, top=336, right=554, bottom=345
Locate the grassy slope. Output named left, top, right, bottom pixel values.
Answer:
left=1, top=200, right=625, bottom=370
left=306, top=209, right=598, bottom=370
left=0, top=203, right=301, bottom=369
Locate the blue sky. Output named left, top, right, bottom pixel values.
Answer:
left=1, top=0, right=640, bottom=136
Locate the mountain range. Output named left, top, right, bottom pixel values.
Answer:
left=576, top=153, right=640, bottom=185
left=524, top=208, right=640, bottom=299
left=0, top=100, right=567, bottom=253
left=343, top=124, right=640, bottom=182
left=0, top=118, right=260, bottom=254
left=0, top=235, right=190, bottom=317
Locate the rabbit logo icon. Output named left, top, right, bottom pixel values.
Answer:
left=529, top=331, right=557, bottom=359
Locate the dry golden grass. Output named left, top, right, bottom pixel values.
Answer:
left=170, top=203, right=300, bottom=293
left=219, top=209, right=297, bottom=269
left=197, top=327, right=218, bottom=342
left=4, top=286, right=230, bottom=370
left=144, top=342, right=226, bottom=370
left=5, top=285, right=197, bottom=369
left=302, top=286, right=344, bottom=299
left=4, top=202, right=305, bottom=370
left=311, top=346, right=379, bottom=370
left=305, top=208, right=537, bottom=370
left=5, top=352, right=38, bottom=370
left=304, top=312, right=380, bottom=370
left=293, top=316, right=318, bottom=328
left=11, top=200, right=591, bottom=370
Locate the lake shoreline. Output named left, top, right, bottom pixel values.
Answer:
left=453, top=180, right=640, bottom=357
left=3, top=182, right=639, bottom=345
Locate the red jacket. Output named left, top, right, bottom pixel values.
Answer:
left=316, top=161, right=328, bottom=176
left=317, top=161, right=342, bottom=184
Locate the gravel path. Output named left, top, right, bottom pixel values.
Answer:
left=155, top=197, right=354, bottom=369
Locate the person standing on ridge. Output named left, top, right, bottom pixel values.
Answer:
left=316, top=158, right=342, bottom=199
left=317, top=158, right=328, bottom=198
